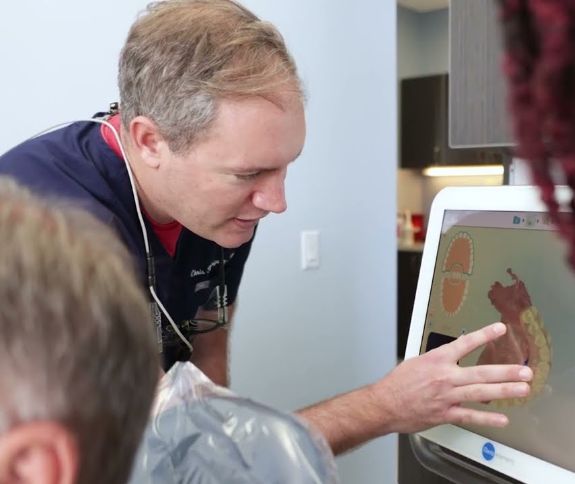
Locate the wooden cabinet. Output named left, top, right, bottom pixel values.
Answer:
left=449, top=0, right=514, bottom=147
left=400, top=74, right=467, bottom=168
left=401, top=75, right=443, bottom=169
left=401, top=74, right=508, bottom=168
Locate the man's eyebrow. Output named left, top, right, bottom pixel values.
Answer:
left=231, top=150, right=304, bottom=172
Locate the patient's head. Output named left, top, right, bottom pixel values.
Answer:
left=0, top=178, right=159, bottom=484
left=499, top=1, right=575, bottom=265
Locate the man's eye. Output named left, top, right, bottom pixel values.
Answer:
left=235, top=172, right=260, bottom=181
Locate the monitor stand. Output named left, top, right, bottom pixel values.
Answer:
left=409, top=434, right=522, bottom=484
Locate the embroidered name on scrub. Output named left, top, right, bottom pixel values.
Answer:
left=190, top=252, right=235, bottom=293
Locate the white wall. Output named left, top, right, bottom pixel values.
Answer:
left=231, top=3, right=398, bottom=483
left=397, top=7, right=423, bottom=79
left=397, top=6, right=448, bottom=79
left=0, top=2, right=146, bottom=153
left=418, top=8, right=449, bottom=76
left=1, top=2, right=398, bottom=483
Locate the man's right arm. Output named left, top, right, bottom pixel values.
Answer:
left=297, top=322, right=533, bottom=455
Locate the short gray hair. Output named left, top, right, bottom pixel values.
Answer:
left=118, top=0, right=303, bottom=153
left=0, top=178, right=159, bottom=484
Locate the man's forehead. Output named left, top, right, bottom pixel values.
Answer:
left=196, top=95, right=305, bottom=162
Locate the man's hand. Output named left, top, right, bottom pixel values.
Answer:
left=299, top=322, right=533, bottom=455
left=378, top=322, right=533, bottom=434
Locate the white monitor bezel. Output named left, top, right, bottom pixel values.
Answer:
left=404, top=185, right=573, bottom=484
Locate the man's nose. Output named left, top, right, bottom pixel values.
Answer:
left=252, top=172, right=287, bottom=214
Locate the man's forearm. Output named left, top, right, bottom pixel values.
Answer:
left=296, top=383, right=396, bottom=455
left=190, top=328, right=229, bottom=386
left=189, top=305, right=235, bottom=386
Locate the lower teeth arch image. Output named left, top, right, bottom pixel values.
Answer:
left=477, top=268, right=552, bottom=407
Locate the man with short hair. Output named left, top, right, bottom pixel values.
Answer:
left=0, top=178, right=159, bottom=484
left=0, top=0, right=533, bottom=456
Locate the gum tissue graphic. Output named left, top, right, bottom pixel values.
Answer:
left=441, top=232, right=473, bottom=316
left=478, top=268, right=552, bottom=407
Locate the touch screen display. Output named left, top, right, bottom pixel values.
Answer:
left=420, top=210, right=575, bottom=474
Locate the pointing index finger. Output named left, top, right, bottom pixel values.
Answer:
left=443, top=323, right=506, bottom=362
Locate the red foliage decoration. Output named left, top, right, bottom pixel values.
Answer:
left=499, top=0, right=575, bottom=266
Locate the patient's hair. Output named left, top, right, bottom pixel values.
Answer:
left=118, top=0, right=303, bottom=154
left=0, top=177, right=159, bottom=484
left=498, top=0, right=575, bottom=266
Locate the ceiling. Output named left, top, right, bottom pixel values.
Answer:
left=398, top=0, right=449, bottom=12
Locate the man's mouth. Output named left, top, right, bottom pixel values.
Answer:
left=233, top=217, right=260, bottom=229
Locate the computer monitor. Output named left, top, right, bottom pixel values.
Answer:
left=405, top=185, right=575, bottom=483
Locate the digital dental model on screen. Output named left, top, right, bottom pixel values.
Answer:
left=405, top=186, right=575, bottom=484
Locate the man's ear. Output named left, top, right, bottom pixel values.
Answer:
left=127, top=116, right=169, bottom=169
left=0, top=422, right=78, bottom=484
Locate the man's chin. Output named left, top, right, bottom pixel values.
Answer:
left=214, top=226, right=256, bottom=249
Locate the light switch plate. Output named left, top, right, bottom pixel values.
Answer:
left=301, top=230, right=320, bottom=270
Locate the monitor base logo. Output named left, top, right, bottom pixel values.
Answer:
left=482, top=442, right=495, bottom=461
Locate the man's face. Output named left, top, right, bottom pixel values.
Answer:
left=154, top=92, right=306, bottom=248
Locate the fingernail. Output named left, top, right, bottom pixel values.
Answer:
left=519, top=367, right=532, bottom=381
left=493, top=322, right=505, bottom=335
left=516, top=383, right=530, bottom=396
